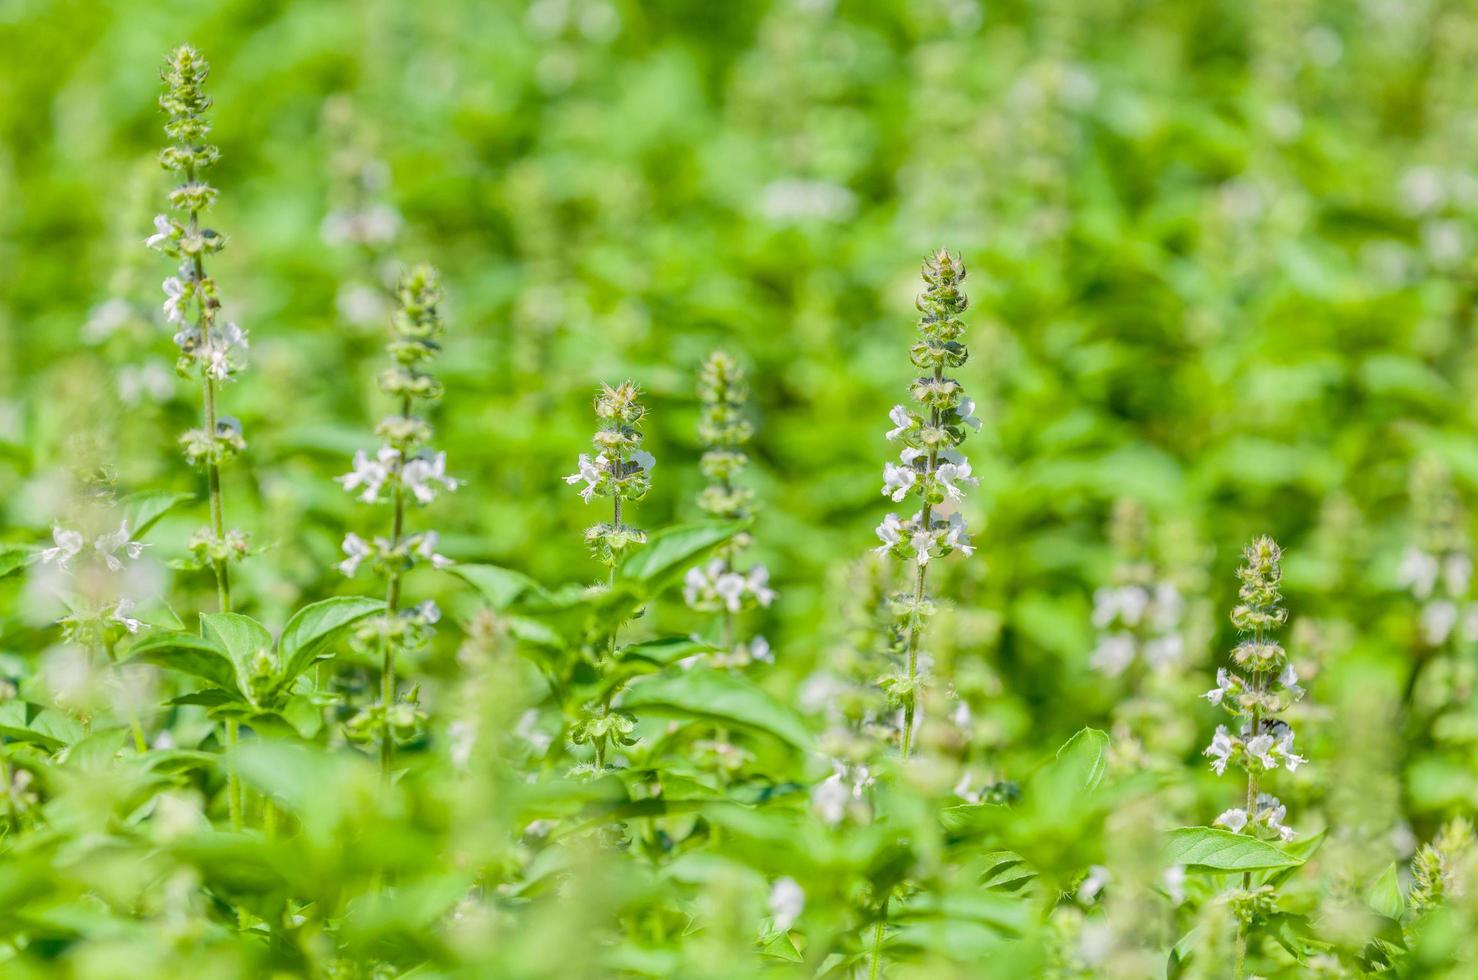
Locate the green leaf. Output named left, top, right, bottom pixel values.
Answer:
left=126, top=630, right=240, bottom=694
left=118, top=490, right=195, bottom=538
left=620, top=668, right=813, bottom=749
left=201, top=613, right=274, bottom=669
left=452, top=564, right=548, bottom=610
left=618, top=636, right=716, bottom=667
left=278, top=596, right=384, bottom=683
left=1026, top=727, right=1109, bottom=819
left=0, top=544, right=31, bottom=580
left=1166, top=827, right=1305, bottom=873
left=1051, top=727, right=1109, bottom=792
left=0, top=700, right=83, bottom=750
left=1368, top=863, right=1405, bottom=921
left=616, top=521, right=743, bottom=586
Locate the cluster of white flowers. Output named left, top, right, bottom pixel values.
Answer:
left=1089, top=581, right=1185, bottom=675
left=41, top=521, right=147, bottom=572
left=1399, top=546, right=1478, bottom=646
left=682, top=559, right=776, bottom=614
left=874, top=510, right=974, bottom=566
left=154, top=267, right=249, bottom=382
left=569, top=381, right=653, bottom=567
left=811, top=759, right=875, bottom=827
left=1202, top=536, right=1306, bottom=842
left=337, top=530, right=451, bottom=578
left=337, top=267, right=455, bottom=764
left=38, top=519, right=152, bottom=642
left=872, top=252, right=980, bottom=571
left=1203, top=721, right=1306, bottom=777
left=1400, top=459, right=1478, bottom=648
left=321, top=203, right=402, bottom=250
left=339, top=447, right=461, bottom=506
left=1215, top=792, right=1297, bottom=842
left=150, top=46, right=251, bottom=591
left=1395, top=164, right=1478, bottom=270
left=565, top=449, right=655, bottom=504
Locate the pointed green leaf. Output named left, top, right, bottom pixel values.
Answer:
left=0, top=700, right=83, bottom=749
left=619, top=636, right=716, bottom=667
left=126, top=630, right=239, bottom=694
left=201, top=613, right=274, bottom=687
left=616, top=521, right=743, bottom=587
left=1368, top=863, right=1405, bottom=921
left=278, top=596, right=384, bottom=683
left=1167, top=827, right=1305, bottom=873
left=621, top=668, right=813, bottom=749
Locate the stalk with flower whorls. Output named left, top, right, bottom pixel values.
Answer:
left=148, top=45, right=251, bottom=830
left=565, top=381, right=653, bottom=768
left=874, top=250, right=979, bottom=760
left=336, top=266, right=457, bottom=775
left=147, top=46, right=249, bottom=616
left=683, top=351, right=776, bottom=663
left=865, top=251, right=978, bottom=980
left=1202, top=536, right=1307, bottom=976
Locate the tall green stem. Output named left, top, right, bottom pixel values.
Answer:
left=380, top=393, right=412, bottom=778
left=186, top=163, right=232, bottom=617
left=1234, top=625, right=1265, bottom=978
left=900, top=365, right=942, bottom=760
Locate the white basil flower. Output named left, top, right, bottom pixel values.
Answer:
left=94, top=521, right=146, bottom=571
left=412, top=531, right=452, bottom=568
left=40, top=526, right=85, bottom=569
left=338, top=447, right=396, bottom=503
left=1277, top=663, right=1303, bottom=700
left=403, top=451, right=460, bottom=504
left=873, top=513, right=904, bottom=555
left=768, top=877, right=805, bottom=933
left=953, top=396, right=982, bottom=430
left=881, top=461, right=916, bottom=502
left=811, top=773, right=849, bottom=826
left=1398, top=546, right=1440, bottom=600
left=885, top=404, right=914, bottom=440
left=1275, top=728, right=1306, bottom=772
left=943, top=512, right=974, bottom=556
left=1142, top=633, right=1184, bottom=669
left=1444, top=552, right=1473, bottom=596
left=934, top=455, right=976, bottom=501
left=1245, top=732, right=1277, bottom=770
left=162, top=276, right=190, bottom=326
left=746, top=565, right=777, bottom=607
left=1213, top=807, right=1248, bottom=833
left=1421, top=599, right=1459, bottom=646
left=1204, top=725, right=1234, bottom=775
left=145, top=214, right=175, bottom=251
left=564, top=453, right=605, bottom=503
left=337, top=532, right=372, bottom=576
left=111, top=598, right=144, bottom=634
left=1089, top=634, right=1136, bottom=676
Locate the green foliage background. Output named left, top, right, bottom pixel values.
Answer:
left=2, top=0, right=1478, bottom=976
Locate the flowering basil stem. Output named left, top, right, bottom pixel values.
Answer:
left=336, top=266, right=456, bottom=775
